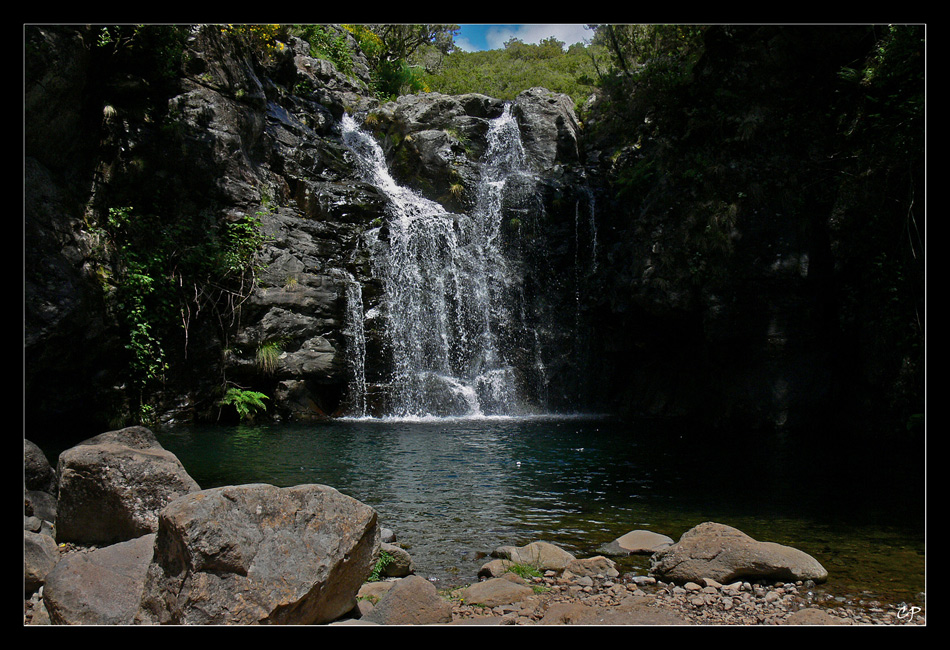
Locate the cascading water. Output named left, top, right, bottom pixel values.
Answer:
left=342, top=272, right=367, bottom=417
left=341, top=107, right=540, bottom=418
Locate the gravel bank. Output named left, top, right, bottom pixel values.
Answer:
left=442, top=571, right=927, bottom=626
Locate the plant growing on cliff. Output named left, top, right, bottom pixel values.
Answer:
left=256, top=340, right=283, bottom=374
left=290, top=24, right=354, bottom=74
left=89, top=204, right=269, bottom=423
left=218, top=386, right=269, bottom=421
left=342, top=24, right=458, bottom=99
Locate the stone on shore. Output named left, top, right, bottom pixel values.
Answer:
left=136, top=483, right=379, bottom=625
left=650, top=522, right=828, bottom=585
left=361, top=575, right=454, bottom=625
left=784, top=607, right=852, bottom=625
left=455, top=577, right=535, bottom=608
left=491, top=540, right=576, bottom=571
left=539, top=596, right=692, bottom=625
left=380, top=541, right=414, bottom=578
left=55, top=426, right=200, bottom=545
left=563, top=555, right=620, bottom=579
left=599, top=529, right=674, bottom=556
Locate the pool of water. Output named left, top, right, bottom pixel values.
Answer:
left=153, top=415, right=925, bottom=606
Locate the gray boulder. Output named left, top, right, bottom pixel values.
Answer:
left=512, top=87, right=581, bottom=172
left=491, top=540, right=576, bottom=572
left=24, top=530, right=60, bottom=594
left=55, top=426, right=200, bottom=544
left=599, top=529, right=674, bottom=556
left=455, top=577, right=534, bottom=608
left=650, top=522, right=828, bottom=585
left=361, top=575, right=453, bottom=625
left=25, top=439, right=57, bottom=494
left=43, top=533, right=156, bottom=625
left=379, top=541, right=414, bottom=578
left=137, top=483, right=379, bottom=625
left=25, top=489, right=57, bottom=536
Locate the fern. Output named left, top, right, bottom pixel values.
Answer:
left=219, top=387, right=269, bottom=420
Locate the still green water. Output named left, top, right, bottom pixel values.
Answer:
left=154, top=415, right=925, bottom=607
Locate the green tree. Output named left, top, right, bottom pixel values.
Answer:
left=423, top=36, right=601, bottom=108
left=344, top=24, right=459, bottom=98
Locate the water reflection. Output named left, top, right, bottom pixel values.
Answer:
left=156, top=415, right=924, bottom=601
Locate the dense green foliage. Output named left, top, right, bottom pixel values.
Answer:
left=288, top=24, right=460, bottom=99
left=422, top=36, right=603, bottom=108
left=89, top=203, right=268, bottom=423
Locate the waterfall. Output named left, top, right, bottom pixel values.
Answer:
left=341, top=107, right=538, bottom=418
left=342, top=272, right=367, bottom=417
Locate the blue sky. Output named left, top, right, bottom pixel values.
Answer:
left=455, top=24, right=594, bottom=52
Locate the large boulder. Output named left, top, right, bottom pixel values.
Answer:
left=42, top=533, right=156, bottom=625
left=55, top=426, right=200, bottom=545
left=137, top=483, right=379, bottom=625
left=650, top=522, right=828, bottom=584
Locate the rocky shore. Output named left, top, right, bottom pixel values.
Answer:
left=24, top=430, right=925, bottom=626
left=442, top=572, right=925, bottom=626
left=337, top=542, right=925, bottom=627
left=24, top=544, right=926, bottom=627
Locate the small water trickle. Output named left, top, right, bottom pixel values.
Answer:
left=341, top=107, right=541, bottom=418
left=342, top=271, right=367, bottom=417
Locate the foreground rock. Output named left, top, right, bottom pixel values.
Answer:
left=456, top=576, right=536, bottom=608
left=136, top=483, right=379, bottom=625
left=43, top=534, right=156, bottom=625
left=650, top=522, right=828, bottom=585
left=23, top=531, right=59, bottom=594
left=55, top=427, right=200, bottom=545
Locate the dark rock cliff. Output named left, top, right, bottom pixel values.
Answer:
left=24, top=24, right=924, bottom=442
left=24, top=25, right=591, bottom=434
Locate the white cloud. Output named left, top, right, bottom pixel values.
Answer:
left=454, top=36, right=479, bottom=53
left=485, top=24, right=593, bottom=50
